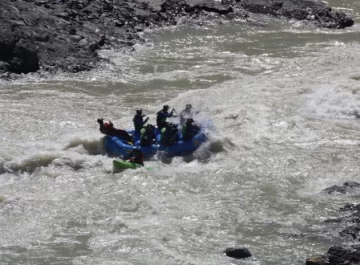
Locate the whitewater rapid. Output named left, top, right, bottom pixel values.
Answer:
left=1, top=3, right=360, bottom=264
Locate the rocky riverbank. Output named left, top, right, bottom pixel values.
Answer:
left=0, top=0, right=355, bottom=76
left=306, top=182, right=360, bottom=265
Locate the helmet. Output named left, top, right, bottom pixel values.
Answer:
left=147, top=124, right=154, bottom=129
left=163, top=105, right=169, bottom=111
left=186, top=118, right=194, bottom=124
left=136, top=109, right=142, bottom=115
left=186, top=104, right=192, bottom=110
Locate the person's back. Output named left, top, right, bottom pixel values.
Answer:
left=114, top=128, right=134, bottom=143
left=133, top=109, right=149, bottom=133
left=98, top=118, right=113, bottom=135
left=180, top=104, right=193, bottom=125
left=140, top=124, right=156, bottom=146
left=182, top=118, right=200, bottom=141
left=97, top=118, right=134, bottom=143
left=156, top=109, right=165, bottom=128
left=161, top=123, right=178, bottom=146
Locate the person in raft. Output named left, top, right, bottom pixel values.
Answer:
left=156, top=105, right=176, bottom=130
left=128, top=149, right=144, bottom=166
left=182, top=118, right=200, bottom=141
left=97, top=118, right=134, bottom=143
left=133, top=109, right=149, bottom=133
left=179, top=104, right=193, bottom=125
left=160, top=122, right=179, bottom=146
left=140, top=124, right=156, bottom=147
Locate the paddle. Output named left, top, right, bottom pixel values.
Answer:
left=172, top=108, right=179, bottom=117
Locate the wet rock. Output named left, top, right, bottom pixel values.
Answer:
left=0, top=61, right=11, bottom=74
left=323, top=185, right=344, bottom=194
left=89, top=36, right=107, bottom=53
left=226, top=0, right=354, bottom=29
left=336, top=11, right=355, bottom=29
left=308, top=181, right=360, bottom=265
left=345, top=181, right=360, bottom=188
left=339, top=224, right=360, bottom=241
left=327, top=246, right=360, bottom=265
left=324, top=209, right=360, bottom=224
left=183, top=0, right=233, bottom=15
left=71, top=35, right=82, bottom=41
left=307, top=246, right=360, bottom=265
left=322, top=181, right=360, bottom=194
left=306, top=255, right=327, bottom=265
left=78, top=38, right=89, bottom=46
left=341, top=204, right=360, bottom=212
left=69, top=28, right=77, bottom=35
left=224, top=247, right=252, bottom=259
left=8, top=40, right=39, bottom=74
left=57, top=12, right=70, bottom=20
left=33, top=33, right=50, bottom=42
left=344, top=211, right=360, bottom=224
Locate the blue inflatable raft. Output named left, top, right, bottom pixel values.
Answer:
left=103, top=128, right=207, bottom=158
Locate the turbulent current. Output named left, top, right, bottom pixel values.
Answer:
left=1, top=1, right=360, bottom=264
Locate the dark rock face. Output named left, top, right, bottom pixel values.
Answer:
left=322, top=181, right=360, bottom=194
left=340, top=224, right=360, bottom=241
left=307, top=182, right=360, bottom=265
left=224, top=247, right=252, bottom=259
left=225, top=0, right=354, bottom=29
left=0, top=27, right=39, bottom=74
left=341, top=204, right=360, bottom=213
left=327, top=246, right=360, bottom=265
left=324, top=212, right=360, bottom=225
left=0, top=0, right=354, bottom=75
left=0, top=61, right=11, bottom=74
left=322, top=183, right=360, bottom=244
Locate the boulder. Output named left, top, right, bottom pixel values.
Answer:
left=0, top=61, right=11, bottom=74
left=340, top=204, right=360, bottom=212
left=224, top=247, right=252, bottom=259
left=306, top=255, right=327, bottom=265
left=322, top=181, right=360, bottom=194
left=339, top=224, right=360, bottom=241
left=230, top=0, right=354, bottom=29
left=10, top=40, right=40, bottom=73
left=327, top=246, right=360, bottom=265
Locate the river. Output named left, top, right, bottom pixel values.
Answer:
left=1, top=1, right=360, bottom=264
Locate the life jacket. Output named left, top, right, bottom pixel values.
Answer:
left=140, top=127, right=155, bottom=146
left=133, top=114, right=144, bottom=132
left=161, top=126, right=178, bottom=146
left=182, top=122, right=200, bottom=141
left=156, top=110, right=170, bottom=129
